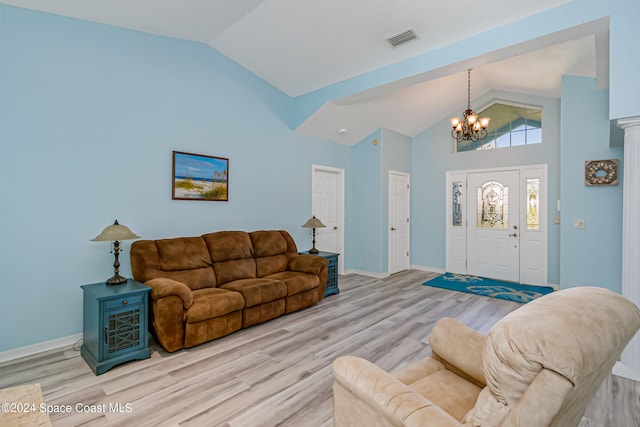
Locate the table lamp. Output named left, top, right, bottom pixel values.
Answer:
left=302, top=216, right=326, bottom=254
left=91, top=219, right=140, bottom=285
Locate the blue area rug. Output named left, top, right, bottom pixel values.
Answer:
left=424, top=273, right=553, bottom=303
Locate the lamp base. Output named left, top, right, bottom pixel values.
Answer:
left=308, top=247, right=320, bottom=254
left=106, top=274, right=128, bottom=285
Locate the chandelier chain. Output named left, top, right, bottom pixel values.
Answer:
left=467, top=69, right=471, bottom=109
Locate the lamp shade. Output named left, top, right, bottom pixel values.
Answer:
left=91, top=220, right=140, bottom=242
left=302, top=216, right=326, bottom=229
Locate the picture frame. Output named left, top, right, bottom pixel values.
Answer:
left=172, top=151, right=229, bottom=201
left=584, top=159, right=618, bottom=186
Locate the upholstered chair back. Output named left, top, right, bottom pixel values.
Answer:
left=130, top=237, right=215, bottom=291
left=467, top=286, right=640, bottom=426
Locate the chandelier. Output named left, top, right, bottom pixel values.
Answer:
left=450, top=69, right=490, bottom=142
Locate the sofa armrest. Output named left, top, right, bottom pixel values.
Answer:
left=332, top=356, right=462, bottom=427
left=145, top=278, right=194, bottom=309
left=288, top=254, right=328, bottom=275
left=429, top=317, right=486, bottom=387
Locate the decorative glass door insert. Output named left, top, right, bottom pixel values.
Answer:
left=526, top=178, right=540, bottom=230
left=476, top=181, right=508, bottom=229
left=452, top=182, right=463, bottom=227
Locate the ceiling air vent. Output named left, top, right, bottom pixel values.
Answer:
left=387, top=29, right=417, bottom=48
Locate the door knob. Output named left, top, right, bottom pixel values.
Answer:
left=333, top=226, right=338, bottom=230
left=509, top=233, right=518, bottom=237
left=391, top=227, right=396, bottom=231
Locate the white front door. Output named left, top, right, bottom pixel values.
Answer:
left=466, top=170, right=520, bottom=282
left=312, top=165, right=344, bottom=273
left=389, top=171, right=410, bottom=274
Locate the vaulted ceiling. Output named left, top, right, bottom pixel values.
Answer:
left=2, top=0, right=609, bottom=144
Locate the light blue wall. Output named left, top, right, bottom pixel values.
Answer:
left=411, top=91, right=562, bottom=281
left=560, top=76, right=623, bottom=291
left=348, top=130, right=382, bottom=272
left=0, top=6, right=349, bottom=351
left=609, top=0, right=640, bottom=119
left=347, top=129, right=411, bottom=273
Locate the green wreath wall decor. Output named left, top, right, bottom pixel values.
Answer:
left=585, top=159, right=618, bottom=186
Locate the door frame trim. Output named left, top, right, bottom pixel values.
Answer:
left=312, top=164, right=345, bottom=274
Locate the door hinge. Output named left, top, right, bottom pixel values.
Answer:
left=407, top=184, right=410, bottom=189
left=407, top=251, right=409, bottom=257
left=406, top=217, right=410, bottom=223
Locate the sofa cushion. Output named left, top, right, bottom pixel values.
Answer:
left=256, top=255, right=289, bottom=277
left=131, top=239, right=215, bottom=291
left=203, top=231, right=257, bottom=285
left=185, top=288, right=245, bottom=323
left=220, top=278, right=287, bottom=307
left=155, top=269, right=216, bottom=292
left=202, top=231, right=254, bottom=262
left=252, top=231, right=298, bottom=276
left=214, top=259, right=257, bottom=285
left=156, top=237, right=212, bottom=271
left=265, top=271, right=319, bottom=296
left=250, top=230, right=288, bottom=257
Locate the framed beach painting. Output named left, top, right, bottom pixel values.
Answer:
left=172, top=151, right=229, bottom=201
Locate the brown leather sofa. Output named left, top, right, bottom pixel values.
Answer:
left=130, top=230, right=328, bottom=352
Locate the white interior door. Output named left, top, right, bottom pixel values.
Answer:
left=389, top=171, right=410, bottom=274
left=467, top=170, right=520, bottom=282
left=312, top=165, right=344, bottom=273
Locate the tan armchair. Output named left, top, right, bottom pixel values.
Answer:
left=332, top=287, right=640, bottom=427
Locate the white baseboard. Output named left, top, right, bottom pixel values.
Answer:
left=613, top=361, right=640, bottom=382
left=343, top=269, right=389, bottom=279
left=0, top=333, right=82, bottom=364
left=342, top=266, right=444, bottom=278
left=410, top=265, right=445, bottom=274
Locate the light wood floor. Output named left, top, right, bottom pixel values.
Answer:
left=1, top=270, right=638, bottom=426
